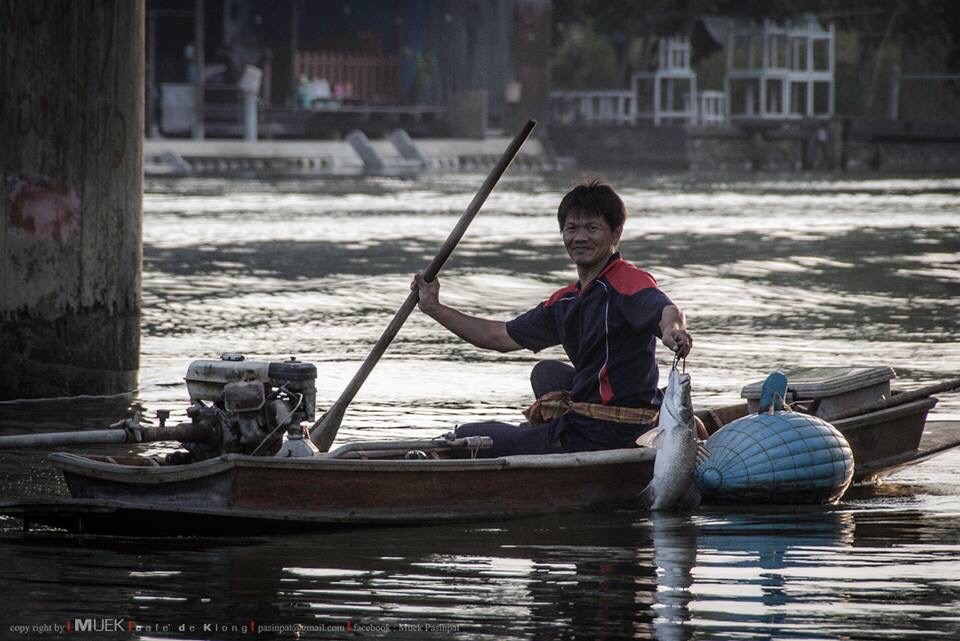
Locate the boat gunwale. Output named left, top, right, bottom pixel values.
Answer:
left=49, top=447, right=658, bottom=483
left=832, top=396, right=937, bottom=431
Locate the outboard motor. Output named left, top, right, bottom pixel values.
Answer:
left=180, top=354, right=317, bottom=461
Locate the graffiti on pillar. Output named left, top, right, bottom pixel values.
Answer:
left=7, top=174, right=80, bottom=242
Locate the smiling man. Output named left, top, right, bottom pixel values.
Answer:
left=412, top=178, right=693, bottom=457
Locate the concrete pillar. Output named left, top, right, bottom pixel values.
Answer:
left=240, top=65, right=263, bottom=142
left=0, top=1, right=144, bottom=400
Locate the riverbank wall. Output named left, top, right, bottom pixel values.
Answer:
left=146, top=118, right=960, bottom=178
left=549, top=119, right=960, bottom=174
left=144, top=134, right=553, bottom=177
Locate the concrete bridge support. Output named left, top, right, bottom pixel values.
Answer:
left=0, top=1, right=145, bottom=399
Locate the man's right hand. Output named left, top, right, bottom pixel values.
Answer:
left=662, top=327, right=693, bottom=358
left=409, top=273, right=521, bottom=353
left=412, top=273, right=440, bottom=315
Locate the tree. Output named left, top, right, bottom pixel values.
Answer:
left=552, top=22, right=618, bottom=89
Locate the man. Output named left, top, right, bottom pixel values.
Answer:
left=412, top=179, right=693, bottom=457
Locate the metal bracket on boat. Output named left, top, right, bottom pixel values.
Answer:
left=454, top=436, right=491, bottom=459
left=109, top=413, right=145, bottom=443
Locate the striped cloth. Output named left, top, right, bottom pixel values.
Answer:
left=523, top=390, right=659, bottom=426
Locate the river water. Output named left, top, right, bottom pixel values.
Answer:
left=0, top=171, right=959, bottom=640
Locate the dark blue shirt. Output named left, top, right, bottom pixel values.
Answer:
left=505, top=253, right=673, bottom=448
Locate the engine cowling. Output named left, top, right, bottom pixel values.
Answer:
left=178, top=354, right=317, bottom=461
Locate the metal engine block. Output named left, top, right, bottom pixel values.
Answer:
left=178, top=354, right=317, bottom=461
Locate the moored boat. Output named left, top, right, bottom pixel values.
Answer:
left=698, top=365, right=949, bottom=484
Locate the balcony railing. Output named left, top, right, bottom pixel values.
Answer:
left=550, top=91, right=635, bottom=125
left=550, top=89, right=728, bottom=126
left=293, top=52, right=401, bottom=105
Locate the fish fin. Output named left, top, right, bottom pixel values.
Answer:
left=696, top=441, right=711, bottom=465
left=638, top=483, right=656, bottom=510
left=635, top=428, right=664, bottom=449
left=675, top=483, right=701, bottom=512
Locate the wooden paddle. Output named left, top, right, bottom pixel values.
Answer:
left=310, top=119, right=538, bottom=451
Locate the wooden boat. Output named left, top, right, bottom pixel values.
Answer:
left=2, top=416, right=958, bottom=536
left=2, top=446, right=658, bottom=535
left=1, top=368, right=958, bottom=535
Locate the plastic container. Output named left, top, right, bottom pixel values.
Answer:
left=741, top=366, right=895, bottom=418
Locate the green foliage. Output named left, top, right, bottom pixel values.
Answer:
left=552, top=23, right=619, bottom=89
left=625, top=37, right=650, bottom=72
left=897, top=41, right=960, bottom=121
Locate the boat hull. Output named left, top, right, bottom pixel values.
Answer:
left=52, top=448, right=658, bottom=526
left=834, top=397, right=936, bottom=482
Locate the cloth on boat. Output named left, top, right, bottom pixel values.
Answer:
left=523, top=390, right=659, bottom=425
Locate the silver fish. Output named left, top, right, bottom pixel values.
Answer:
left=636, top=368, right=707, bottom=511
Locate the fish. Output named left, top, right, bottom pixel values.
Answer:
left=635, top=368, right=708, bottom=511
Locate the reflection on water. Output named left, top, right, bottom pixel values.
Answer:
left=1, top=173, right=959, bottom=639
left=2, top=506, right=959, bottom=640
left=651, top=514, right=697, bottom=641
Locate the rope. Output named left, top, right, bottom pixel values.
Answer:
left=672, top=351, right=686, bottom=373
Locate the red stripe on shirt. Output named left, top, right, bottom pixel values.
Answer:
left=604, top=259, right=658, bottom=296
left=545, top=283, right=578, bottom=307
left=598, top=363, right=613, bottom=404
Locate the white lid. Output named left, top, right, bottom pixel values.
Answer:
left=741, top=366, right=895, bottom=400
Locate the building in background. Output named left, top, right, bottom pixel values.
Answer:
left=723, top=16, right=835, bottom=122
left=146, top=0, right=551, bottom=139
left=549, top=15, right=836, bottom=128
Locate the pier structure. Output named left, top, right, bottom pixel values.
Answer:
left=147, top=0, right=551, bottom=143
left=0, top=2, right=145, bottom=399
left=143, top=133, right=553, bottom=177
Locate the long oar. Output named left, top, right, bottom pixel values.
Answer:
left=310, top=119, right=537, bottom=451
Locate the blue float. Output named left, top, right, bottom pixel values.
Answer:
left=697, top=410, right=855, bottom=504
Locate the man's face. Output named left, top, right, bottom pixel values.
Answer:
left=561, top=212, right=622, bottom=270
